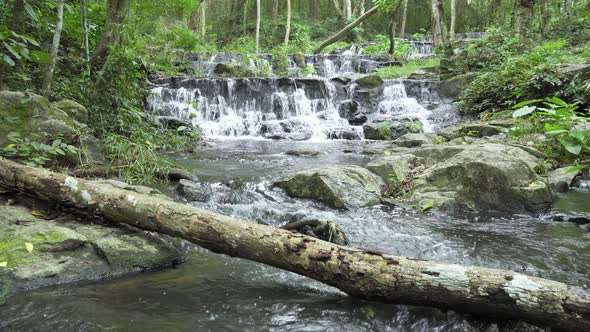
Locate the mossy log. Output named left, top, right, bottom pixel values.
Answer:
left=0, top=157, right=589, bottom=331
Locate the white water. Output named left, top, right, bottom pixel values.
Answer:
left=146, top=78, right=447, bottom=141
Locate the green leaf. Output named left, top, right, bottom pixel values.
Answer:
left=513, top=99, right=542, bottom=109
left=546, top=96, right=568, bottom=107
left=25, top=242, right=33, bottom=253
left=559, top=138, right=582, bottom=155
left=24, top=3, right=38, bottom=21
left=566, top=165, right=588, bottom=173
left=2, top=52, right=15, bottom=66
left=0, top=261, right=7, bottom=267
left=513, top=106, right=536, bottom=118
left=30, top=51, right=50, bottom=64
left=421, top=201, right=434, bottom=212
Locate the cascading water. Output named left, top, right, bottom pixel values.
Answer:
left=146, top=77, right=455, bottom=141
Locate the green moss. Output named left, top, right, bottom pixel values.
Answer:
left=376, top=58, right=441, bottom=79
left=356, top=75, right=384, bottom=89
left=376, top=122, right=392, bottom=140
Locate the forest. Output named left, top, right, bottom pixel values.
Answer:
left=1, top=0, right=590, bottom=331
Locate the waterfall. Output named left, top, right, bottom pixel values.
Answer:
left=146, top=76, right=456, bottom=141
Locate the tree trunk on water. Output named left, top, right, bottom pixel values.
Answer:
left=0, top=158, right=589, bottom=331
left=314, top=6, right=379, bottom=54
left=41, top=0, right=64, bottom=98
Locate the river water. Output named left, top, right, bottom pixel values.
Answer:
left=1, top=139, right=589, bottom=331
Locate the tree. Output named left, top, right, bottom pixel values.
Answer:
left=399, top=0, right=408, bottom=38
left=314, top=5, right=380, bottom=53
left=93, top=0, right=130, bottom=64
left=431, top=0, right=447, bottom=47
left=200, top=0, right=207, bottom=37
left=255, top=0, right=261, bottom=53
left=41, top=0, right=64, bottom=97
left=81, top=0, right=90, bottom=65
left=285, top=0, right=291, bottom=45
left=450, top=0, right=457, bottom=38
left=514, top=0, right=535, bottom=36
left=387, top=0, right=405, bottom=54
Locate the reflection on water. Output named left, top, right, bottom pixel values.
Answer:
left=1, top=139, right=589, bottom=331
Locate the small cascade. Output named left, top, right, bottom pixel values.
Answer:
left=146, top=76, right=456, bottom=141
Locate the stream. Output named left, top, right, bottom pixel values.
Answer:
left=1, top=46, right=589, bottom=331
left=1, top=139, right=589, bottom=331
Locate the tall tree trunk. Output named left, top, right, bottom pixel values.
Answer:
left=1, top=158, right=590, bottom=332
left=514, top=0, right=535, bottom=36
left=284, top=0, right=291, bottom=45
left=431, top=0, right=447, bottom=48
left=272, top=0, right=279, bottom=20
left=315, top=6, right=379, bottom=53
left=244, top=0, right=249, bottom=35
left=399, top=0, right=409, bottom=38
left=81, top=0, right=90, bottom=66
left=345, top=0, right=352, bottom=19
left=450, top=0, right=457, bottom=38
left=11, top=0, right=25, bottom=33
left=255, top=0, right=261, bottom=53
left=388, top=0, right=404, bottom=55
left=41, top=0, right=64, bottom=98
left=310, top=0, right=318, bottom=19
left=200, top=0, right=207, bottom=37
left=92, top=0, right=130, bottom=64
left=565, top=0, right=574, bottom=18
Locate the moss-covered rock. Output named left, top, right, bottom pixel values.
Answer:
left=274, top=165, right=385, bottom=209
left=0, top=203, right=185, bottom=302
left=366, top=143, right=552, bottom=214
left=0, top=91, right=51, bottom=146
left=52, top=99, right=89, bottom=124
left=355, top=75, right=383, bottom=89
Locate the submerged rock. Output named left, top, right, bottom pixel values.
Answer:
left=274, top=165, right=384, bottom=209
left=546, top=167, right=580, bottom=193
left=285, top=149, right=321, bottom=157
left=166, top=168, right=198, bottom=181
left=0, top=204, right=184, bottom=301
left=367, top=143, right=552, bottom=214
left=177, top=179, right=211, bottom=202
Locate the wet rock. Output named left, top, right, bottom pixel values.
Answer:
left=282, top=219, right=350, bottom=245
left=177, top=179, right=211, bottom=202
left=167, top=168, right=197, bottom=182
left=363, top=119, right=415, bottom=140
left=274, top=165, right=385, bottom=209
left=213, top=62, right=255, bottom=77
left=157, top=116, right=193, bottom=130
left=327, top=128, right=363, bottom=140
left=367, top=143, right=552, bottom=214
left=438, top=72, right=478, bottom=100
left=392, top=133, right=437, bottom=148
left=546, top=167, right=580, bottom=193
left=438, top=121, right=507, bottom=140
left=52, top=99, right=89, bottom=124
left=355, top=75, right=383, bottom=89
left=285, top=149, right=320, bottom=157
left=0, top=204, right=184, bottom=300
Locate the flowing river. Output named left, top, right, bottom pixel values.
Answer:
left=1, top=139, right=589, bottom=331
left=1, top=46, right=589, bottom=331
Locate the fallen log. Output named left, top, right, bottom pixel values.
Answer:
left=0, top=157, right=588, bottom=331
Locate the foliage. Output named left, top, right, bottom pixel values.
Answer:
left=511, top=97, right=590, bottom=170
left=0, top=132, right=79, bottom=167
left=459, top=37, right=586, bottom=115
left=364, top=35, right=411, bottom=58
left=376, top=58, right=440, bottom=79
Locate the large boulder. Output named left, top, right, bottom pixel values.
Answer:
left=52, top=99, right=89, bottom=124
left=274, top=165, right=385, bottom=209
left=366, top=143, right=552, bottom=214
left=0, top=204, right=184, bottom=302
left=0, top=91, right=50, bottom=146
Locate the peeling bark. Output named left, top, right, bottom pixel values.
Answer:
left=0, top=158, right=589, bottom=331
